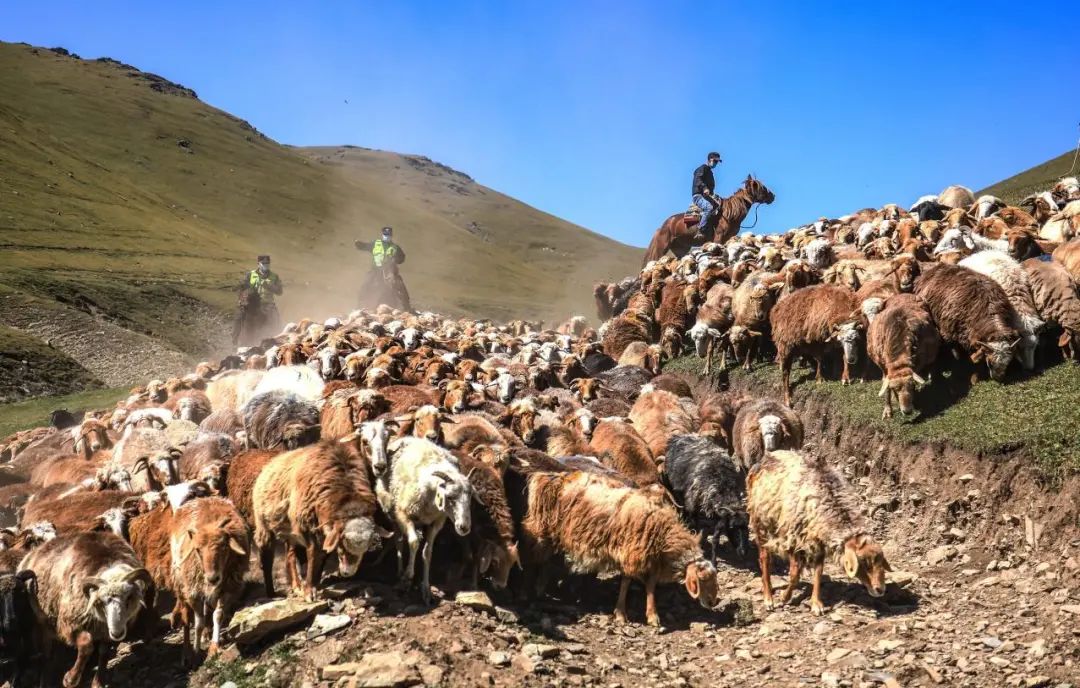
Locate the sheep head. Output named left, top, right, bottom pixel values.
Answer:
left=683, top=559, right=720, bottom=610
left=81, top=567, right=153, bottom=642
left=841, top=534, right=890, bottom=598
left=177, top=517, right=248, bottom=592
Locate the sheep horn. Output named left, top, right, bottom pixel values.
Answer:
left=122, top=567, right=154, bottom=590
left=878, top=378, right=890, bottom=397
left=911, top=372, right=926, bottom=385
left=431, top=470, right=453, bottom=483
left=132, top=457, right=149, bottom=474
left=82, top=577, right=105, bottom=598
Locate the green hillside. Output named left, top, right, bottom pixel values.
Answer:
left=0, top=41, right=640, bottom=395
left=978, top=148, right=1079, bottom=203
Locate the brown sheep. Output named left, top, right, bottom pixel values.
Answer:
left=731, top=399, right=804, bottom=470
left=522, top=470, right=718, bottom=626
left=696, top=391, right=750, bottom=450
left=867, top=294, right=941, bottom=418
left=770, top=284, right=863, bottom=405
left=616, top=341, right=662, bottom=374
left=20, top=532, right=155, bottom=688
left=454, top=455, right=518, bottom=590
left=21, top=490, right=142, bottom=537
left=253, top=441, right=383, bottom=600
left=602, top=310, right=653, bottom=360
left=747, top=450, right=889, bottom=615
left=1023, top=258, right=1080, bottom=360
left=198, top=408, right=243, bottom=438
left=164, top=390, right=212, bottom=425
left=178, top=434, right=236, bottom=492
left=223, top=449, right=279, bottom=529
left=1054, top=238, right=1080, bottom=282
left=589, top=419, right=659, bottom=486
left=169, top=497, right=249, bottom=664
left=656, top=280, right=691, bottom=359
left=442, top=414, right=510, bottom=455
left=628, top=386, right=698, bottom=458
left=914, top=264, right=1023, bottom=381
left=729, top=271, right=784, bottom=370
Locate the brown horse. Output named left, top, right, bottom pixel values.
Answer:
left=642, top=175, right=775, bottom=265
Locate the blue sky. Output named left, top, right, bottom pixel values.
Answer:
left=4, top=1, right=1079, bottom=247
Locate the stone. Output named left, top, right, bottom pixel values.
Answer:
left=989, top=656, right=1011, bottom=667
left=323, top=663, right=363, bottom=681
left=1028, top=639, right=1048, bottom=658
left=826, top=648, right=851, bottom=663
left=220, top=683, right=238, bottom=688
left=488, top=651, right=511, bottom=667
left=812, top=621, right=831, bottom=635
left=522, top=643, right=559, bottom=659
left=980, top=636, right=1003, bottom=649
left=228, top=598, right=328, bottom=646
left=926, top=546, right=958, bottom=566
left=494, top=606, right=519, bottom=624
left=419, top=665, right=444, bottom=687
left=958, top=474, right=974, bottom=483
left=1061, top=605, right=1080, bottom=615
left=1024, top=678, right=1052, bottom=688
left=946, top=528, right=966, bottom=542
left=306, top=613, right=351, bottom=640
left=876, top=639, right=904, bottom=652
left=349, top=652, right=422, bottom=687
left=455, top=591, right=495, bottom=613
left=1035, top=562, right=1051, bottom=574
left=821, top=671, right=841, bottom=687
left=887, top=570, right=918, bottom=586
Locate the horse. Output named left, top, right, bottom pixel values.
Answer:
left=642, top=175, right=775, bottom=265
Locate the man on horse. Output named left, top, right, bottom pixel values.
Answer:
left=691, top=151, right=722, bottom=241
left=355, top=226, right=412, bottom=311
left=232, top=254, right=283, bottom=345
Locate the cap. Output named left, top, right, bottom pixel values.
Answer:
left=381, top=226, right=393, bottom=235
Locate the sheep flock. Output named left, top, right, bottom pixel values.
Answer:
left=0, top=177, right=1076, bottom=685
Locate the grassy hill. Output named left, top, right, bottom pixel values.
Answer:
left=978, top=147, right=1079, bottom=203
left=0, top=41, right=640, bottom=397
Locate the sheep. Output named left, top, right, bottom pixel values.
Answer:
left=915, top=264, right=1023, bottom=380
left=22, top=490, right=141, bottom=536
left=1054, top=238, right=1080, bottom=282
left=395, top=405, right=455, bottom=444
left=169, top=497, right=249, bottom=664
left=205, top=369, right=265, bottom=412
left=731, top=399, right=804, bottom=470
left=803, top=237, right=835, bottom=271
left=662, top=434, right=748, bottom=560
left=730, top=271, right=784, bottom=370
left=253, top=441, right=383, bottom=600
left=601, top=310, right=653, bottom=360
left=0, top=569, right=38, bottom=687
left=241, top=389, right=321, bottom=451
left=381, top=437, right=472, bottom=605
left=222, top=449, right=278, bottom=533
left=442, top=414, right=509, bottom=455
left=1023, top=258, right=1080, bottom=360
left=769, top=284, right=862, bottom=405
left=958, top=251, right=1043, bottom=369
left=522, top=470, right=719, bottom=626
left=252, top=364, right=323, bottom=402
left=656, top=280, right=692, bottom=359
left=867, top=293, right=941, bottom=418
left=1040, top=201, right=1080, bottom=243
left=588, top=418, right=659, bottom=486
left=20, top=532, right=155, bottom=688
left=628, top=385, right=699, bottom=458
left=165, top=390, right=212, bottom=425
left=112, top=427, right=184, bottom=491
left=178, top=433, right=235, bottom=492
left=616, top=341, right=661, bottom=374
left=938, top=184, right=976, bottom=209
left=198, top=408, right=243, bottom=438
left=747, top=450, right=890, bottom=615
left=0, top=522, right=57, bottom=573
left=453, top=455, right=519, bottom=591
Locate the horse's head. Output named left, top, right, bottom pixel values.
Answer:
left=745, top=175, right=776, bottom=205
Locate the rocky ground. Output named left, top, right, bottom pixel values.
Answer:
left=86, top=401, right=1079, bottom=688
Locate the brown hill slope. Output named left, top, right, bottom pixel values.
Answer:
left=0, top=41, right=639, bottom=395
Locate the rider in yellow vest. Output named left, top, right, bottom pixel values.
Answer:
left=232, top=255, right=283, bottom=345
left=354, top=226, right=411, bottom=311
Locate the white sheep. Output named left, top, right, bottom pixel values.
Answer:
left=933, top=227, right=1006, bottom=256
left=252, top=364, right=323, bottom=402
left=380, top=437, right=472, bottom=604
left=803, top=238, right=835, bottom=271
left=958, top=251, right=1044, bottom=370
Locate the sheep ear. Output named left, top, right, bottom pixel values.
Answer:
left=376, top=525, right=395, bottom=539
left=684, top=563, right=701, bottom=599
left=1058, top=331, right=1071, bottom=348
left=842, top=545, right=860, bottom=579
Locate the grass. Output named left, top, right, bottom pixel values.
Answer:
left=0, top=41, right=640, bottom=331
left=665, top=355, right=1080, bottom=480
left=0, top=386, right=126, bottom=438
left=978, top=147, right=1080, bottom=204
left=198, top=639, right=300, bottom=688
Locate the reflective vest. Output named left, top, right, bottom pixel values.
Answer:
left=372, top=239, right=398, bottom=267
left=248, top=270, right=280, bottom=303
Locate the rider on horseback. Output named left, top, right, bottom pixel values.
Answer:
left=691, top=151, right=722, bottom=241
left=232, top=254, right=283, bottom=345
left=355, top=226, right=412, bottom=311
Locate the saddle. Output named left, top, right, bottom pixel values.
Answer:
left=684, top=202, right=703, bottom=218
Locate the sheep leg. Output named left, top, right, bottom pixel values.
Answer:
left=841, top=355, right=851, bottom=385
left=285, top=545, right=304, bottom=596
left=180, top=602, right=196, bottom=668
left=810, top=560, right=826, bottom=615
left=881, top=389, right=893, bottom=420
left=400, top=520, right=421, bottom=589
left=780, top=556, right=802, bottom=605
left=62, top=631, right=94, bottom=688
left=614, top=576, right=631, bottom=624
left=758, top=539, right=775, bottom=610
left=208, top=601, right=225, bottom=657
left=90, top=640, right=114, bottom=688
left=704, top=338, right=714, bottom=374
left=259, top=543, right=277, bottom=597
left=420, top=520, right=444, bottom=605
left=192, top=606, right=205, bottom=654
left=304, top=544, right=327, bottom=601
left=815, top=357, right=824, bottom=383
left=644, top=571, right=661, bottom=627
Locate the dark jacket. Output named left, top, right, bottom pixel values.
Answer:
left=692, top=164, right=716, bottom=197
